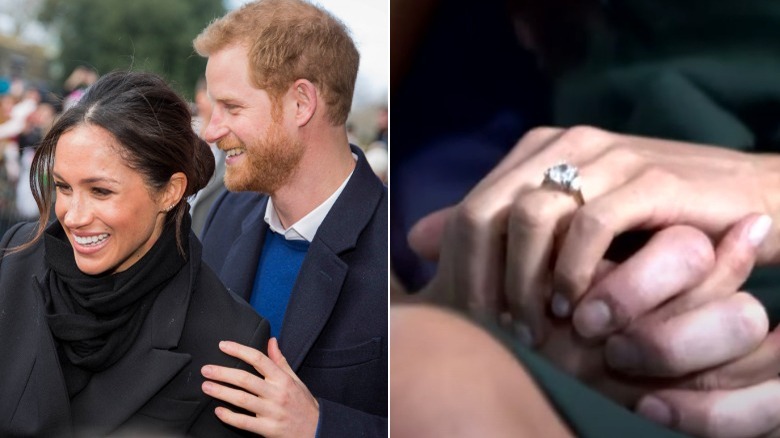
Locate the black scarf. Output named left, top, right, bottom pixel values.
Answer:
left=41, top=216, right=188, bottom=395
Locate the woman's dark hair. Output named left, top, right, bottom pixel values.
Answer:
left=23, top=70, right=215, bottom=255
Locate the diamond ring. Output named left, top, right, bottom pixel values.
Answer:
left=542, top=162, right=585, bottom=206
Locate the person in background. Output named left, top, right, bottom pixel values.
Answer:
left=374, top=106, right=388, bottom=147
left=193, top=0, right=387, bottom=436
left=0, top=70, right=270, bottom=437
left=0, top=93, right=18, bottom=231
left=16, top=89, right=58, bottom=220
left=189, top=76, right=226, bottom=237
left=62, top=66, right=98, bottom=111
left=365, top=141, right=389, bottom=184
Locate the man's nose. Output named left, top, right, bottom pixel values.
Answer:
left=203, top=106, right=229, bottom=143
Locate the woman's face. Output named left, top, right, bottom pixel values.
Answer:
left=53, top=124, right=167, bottom=275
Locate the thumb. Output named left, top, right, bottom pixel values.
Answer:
left=683, top=323, right=780, bottom=391
left=407, top=206, right=455, bottom=261
left=268, top=337, right=285, bottom=364
left=637, top=379, right=780, bottom=438
left=268, top=338, right=297, bottom=379
left=665, top=213, right=770, bottom=315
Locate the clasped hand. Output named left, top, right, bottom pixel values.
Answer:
left=411, top=126, right=780, bottom=437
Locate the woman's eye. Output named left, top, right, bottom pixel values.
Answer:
left=92, top=187, right=113, bottom=196
left=54, top=182, right=71, bottom=192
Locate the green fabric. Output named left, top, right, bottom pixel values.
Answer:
left=555, top=0, right=780, bottom=147
left=484, top=319, right=688, bottom=438
left=554, top=0, right=780, bottom=313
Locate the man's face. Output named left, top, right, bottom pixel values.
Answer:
left=203, top=45, right=304, bottom=194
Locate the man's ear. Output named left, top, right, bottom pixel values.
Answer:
left=162, top=172, right=188, bottom=210
left=293, top=79, right=317, bottom=127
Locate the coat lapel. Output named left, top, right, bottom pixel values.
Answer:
left=279, top=244, right=348, bottom=371
left=70, top=236, right=200, bottom=434
left=279, top=146, right=385, bottom=371
left=220, top=197, right=269, bottom=302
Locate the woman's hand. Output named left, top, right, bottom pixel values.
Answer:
left=412, top=126, right=780, bottom=342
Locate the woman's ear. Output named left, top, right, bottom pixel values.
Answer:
left=293, top=79, right=317, bottom=127
left=162, top=172, right=188, bottom=210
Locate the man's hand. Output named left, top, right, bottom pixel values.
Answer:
left=526, top=217, right=765, bottom=388
left=201, top=338, right=320, bottom=438
left=637, top=378, right=780, bottom=438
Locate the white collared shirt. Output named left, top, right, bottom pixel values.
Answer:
left=264, top=153, right=357, bottom=242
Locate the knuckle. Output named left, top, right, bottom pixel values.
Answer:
left=560, top=125, right=605, bottom=146
left=640, top=332, right=687, bottom=376
left=568, top=208, right=613, bottom=242
left=707, top=409, right=739, bottom=438
left=692, top=370, right=729, bottom=391
left=277, top=391, right=291, bottom=408
left=604, top=142, right=641, bottom=167
left=237, top=390, right=254, bottom=407
left=676, top=229, right=716, bottom=276
left=249, top=351, right=264, bottom=366
left=732, top=292, right=769, bottom=341
left=522, top=126, right=561, bottom=145
left=639, top=166, right=677, bottom=189
left=235, top=416, right=254, bottom=431
left=721, top=246, right=755, bottom=280
left=553, top=264, right=590, bottom=297
left=509, top=194, right=557, bottom=230
left=456, top=201, right=492, bottom=231
left=237, top=371, right=253, bottom=388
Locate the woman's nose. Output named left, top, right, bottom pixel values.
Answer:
left=61, top=195, right=93, bottom=228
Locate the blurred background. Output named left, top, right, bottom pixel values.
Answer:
left=0, top=0, right=389, bottom=235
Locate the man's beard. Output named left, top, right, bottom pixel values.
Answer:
left=218, top=123, right=304, bottom=194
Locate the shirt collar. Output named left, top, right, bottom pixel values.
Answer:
left=264, top=153, right=357, bottom=242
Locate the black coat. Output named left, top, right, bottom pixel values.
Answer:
left=0, top=222, right=270, bottom=437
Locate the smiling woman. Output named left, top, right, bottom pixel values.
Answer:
left=52, top=124, right=181, bottom=275
left=0, top=70, right=270, bottom=437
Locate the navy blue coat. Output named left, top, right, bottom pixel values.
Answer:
left=201, top=145, right=388, bottom=437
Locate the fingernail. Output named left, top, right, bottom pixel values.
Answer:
left=551, top=292, right=571, bottom=318
left=574, top=300, right=612, bottom=338
left=201, top=365, right=212, bottom=376
left=513, top=322, right=534, bottom=347
left=748, top=215, right=772, bottom=247
left=636, top=396, right=672, bottom=426
left=605, top=335, right=640, bottom=371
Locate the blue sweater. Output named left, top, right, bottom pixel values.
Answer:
left=250, top=230, right=310, bottom=338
